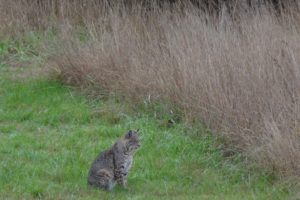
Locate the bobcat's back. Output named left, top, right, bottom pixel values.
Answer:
left=87, top=149, right=115, bottom=189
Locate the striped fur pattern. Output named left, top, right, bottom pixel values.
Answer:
left=88, top=130, right=140, bottom=190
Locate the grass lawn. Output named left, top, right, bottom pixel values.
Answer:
left=0, top=43, right=294, bottom=200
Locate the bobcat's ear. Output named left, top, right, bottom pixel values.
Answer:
left=126, top=130, right=133, bottom=138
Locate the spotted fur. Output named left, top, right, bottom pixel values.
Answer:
left=88, top=130, right=140, bottom=190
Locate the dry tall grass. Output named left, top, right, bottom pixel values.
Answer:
left=1, top=0, right=300, bottom=180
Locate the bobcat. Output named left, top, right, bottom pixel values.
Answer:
left=87, top=130, right=140, bottom=190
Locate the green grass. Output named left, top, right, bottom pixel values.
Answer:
left=0, top=42, right=294, bottom=199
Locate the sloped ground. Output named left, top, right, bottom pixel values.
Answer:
left=0, top=43, right=294, bottom=199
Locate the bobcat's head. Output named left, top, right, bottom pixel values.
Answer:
left=124, top=130, right=140, bottom=154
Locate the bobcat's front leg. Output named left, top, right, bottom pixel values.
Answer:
left=114, top=153, right=128, bottom=188
left=115, top=167, right=127, bottom=188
